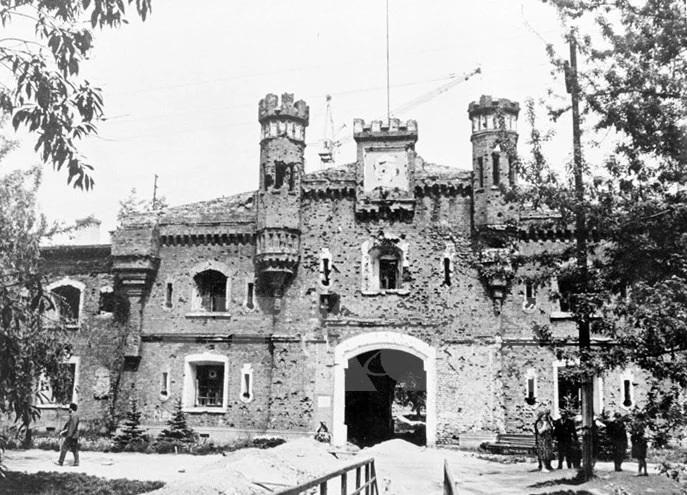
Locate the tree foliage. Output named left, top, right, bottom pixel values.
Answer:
left=526, top=0, right=687, bottom=442
left=0, top=154, right=77, bottom=475
left=116, top=187, right=167, bottom=226
left=0, top=0, right=152, bottom=189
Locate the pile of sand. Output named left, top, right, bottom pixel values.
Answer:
left=362, top=439, right=422, bottom=457
left=149, top=438, right=347, bottom=495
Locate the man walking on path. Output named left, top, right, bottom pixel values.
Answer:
left=55, top=403, right=80, bottom=466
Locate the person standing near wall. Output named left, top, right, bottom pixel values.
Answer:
left=554, top=410, right=578, bottom=469
left=55, top=403, right=80, bottom=467
left=630, top=416, right=649, bottom=476
left=534, top=408, right=555, bottom=472
left=607, top=412, right=628, bottom=472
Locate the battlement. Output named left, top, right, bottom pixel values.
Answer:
left=259, top=93, right=309, bottom=124
left=353, top=118, right=418, bottom=141
left=468, top=95, right=520, bottom=118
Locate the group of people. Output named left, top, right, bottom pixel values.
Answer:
left=533, top=407, right=648, bottom=476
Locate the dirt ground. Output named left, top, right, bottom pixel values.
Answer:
left=5, top=439, right=684, bottom=495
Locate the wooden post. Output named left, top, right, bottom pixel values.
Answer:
left=567, top=32, right=594, bottom=481
left=341, top=471, right=347, bottom=495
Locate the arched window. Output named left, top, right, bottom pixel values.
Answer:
left=47, top=279, right=85, bottom=326
left=193, top=270, right=228, bottom=312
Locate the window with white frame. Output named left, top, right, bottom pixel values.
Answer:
left=47, top=279, right=85, bottom=326
left=552, top=360, right=604, bottom=418
left=36, top=356, right=80, bottom=408
left=183, top=354, right=229, bottom=411
left=361, top=237, right=410, bottom=295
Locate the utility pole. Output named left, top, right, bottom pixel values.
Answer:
left=566, top=33, right=594, bottom=480
left=152, top=174, right=159, bottom=210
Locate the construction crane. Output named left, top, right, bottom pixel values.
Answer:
left=318, top=94, right=347, bottom=168
left=325, top=67, right=481, bottom=158
left=389, top=67, right=481, bottom=117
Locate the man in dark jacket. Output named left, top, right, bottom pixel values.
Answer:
left=607, top=412, right=628, bottom=472
left=55, top=403, right=80, bottom=466
left=554, top=412, right=578, bottom=469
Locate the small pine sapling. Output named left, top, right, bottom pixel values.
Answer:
left=114, top=398, right=148, bottom=451
left=159, top=399, right=197, bottom=443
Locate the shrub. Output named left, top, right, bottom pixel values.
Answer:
left=0, top=471, right=164, bottom=495
left=251, top=435, right=286, bottom=449
left=113, top=398, right=149, bottom=452
left=158, top=399, right=197, bottom=443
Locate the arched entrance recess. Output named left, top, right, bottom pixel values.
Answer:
left=332, top=332, right=436, bottom=447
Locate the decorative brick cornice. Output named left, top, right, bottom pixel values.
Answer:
left=159, top=232, right=254, bottom=247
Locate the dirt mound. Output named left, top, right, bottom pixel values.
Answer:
left=148, top=438, right=347, bottom=495
left=362, top=439, right=422, bottom=456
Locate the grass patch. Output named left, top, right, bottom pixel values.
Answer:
left=0, top=471, right=164, bottom=495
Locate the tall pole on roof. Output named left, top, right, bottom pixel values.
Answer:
left=386, top=0, right=391, bottom=121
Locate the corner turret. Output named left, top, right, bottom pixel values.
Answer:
left=255, top=93, right=309, bottom=308
left=468, top=95, right=520, bottom=230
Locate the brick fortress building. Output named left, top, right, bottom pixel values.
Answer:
left=37, top=94, right=643, bottom=447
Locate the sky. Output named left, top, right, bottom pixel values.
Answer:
left=3, top=0, right=579, bottom=242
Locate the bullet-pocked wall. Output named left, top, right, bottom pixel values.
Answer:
left=35, top=93, right=648, bottom=445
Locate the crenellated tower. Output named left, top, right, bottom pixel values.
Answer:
left=353, top=118, right=418, bottom=220
left=468, top=95, right=520, bottom=231
left=255, top=93, right=309, bottom=306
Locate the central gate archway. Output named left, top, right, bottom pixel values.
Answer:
left=332, top=332, right=436, bottom=447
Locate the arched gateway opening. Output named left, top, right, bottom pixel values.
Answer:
left=332, top=332, right=436, bottom=447
left=345, top=349, right=426, bottom=446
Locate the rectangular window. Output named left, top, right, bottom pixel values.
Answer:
left=161, top=372, right=169, bottom=397
left=165, top=283, right=173, bottom=308
left=558, top=278, right=575, bottom=313
left=195, top=365, right=224, bottom=407
left=492, top=152, right=500, bottom=185
left=99, top=287, right=115, bottom=313
left=246, top=282, right=255, bottom=310
left=526, top=378, right=536, bottom=405
left=379, top=258, right=399, bottom=290
left=443, top=257, right=452, bottom=286
left=37, top=362, right=77, bottom=407
left=508, top=157, right=516, bottom=185
left=321, top=258, right=331, bottom=287
left=477, top=157, right=484, bottom=188
left=558, top=367, right=581, bottom=413
left=623, top=379, right=633, bottom=407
